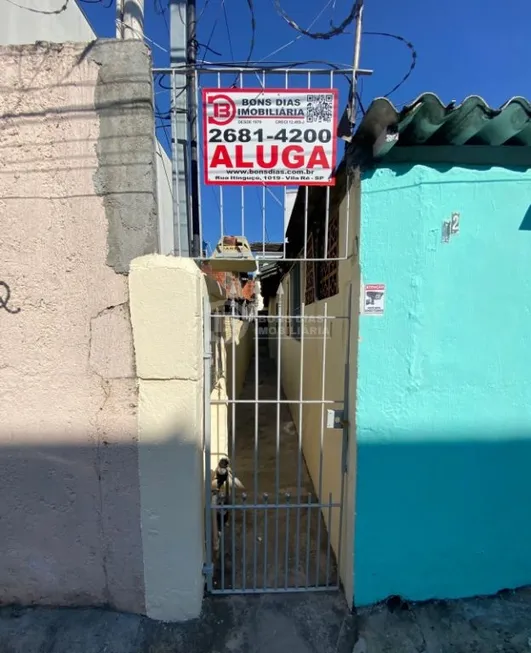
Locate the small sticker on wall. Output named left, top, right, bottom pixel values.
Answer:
left=362, top=284, right=385, bottom=316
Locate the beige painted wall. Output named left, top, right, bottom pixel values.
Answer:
left=129, top=256, right=205, bottom=622
left=0, top=43, right=150, bottom=613
left=274, top=179, right=360, bottom=602
left=210, top=312, right=229, bottom=467
left=210, top=315, right=253, bottom=469
left=226, top=317, right=254, bottom=402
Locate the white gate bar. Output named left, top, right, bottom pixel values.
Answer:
left=336, top=285, right=353, bottom=583
left=295, top=301, right=306, bottom=584
left=212, top=501, right=341, bottom=511
left=210, top=314, right=348, bottom=320
left=242, top=492, right=247, bottom=590
left=202, top=296, right=213, bottom=591
left=284, top=493, right=291, bottom=588
left=305, top=493, right=312, bottom=588
left=253, top=314, right=259, bottom=589
left=230, top=300, right=237, bottom=590
left=211, top=399, right=342, bottom=405
left=274, top=291, right=283, bottom=588
left=316, top=301, right=329, bottom=587
left=326, top=492, right=333, bottom=586
left=165, top=65, right=372, bottom=74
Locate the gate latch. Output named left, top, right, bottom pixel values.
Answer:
left=326, top=409, right=346, bottom=429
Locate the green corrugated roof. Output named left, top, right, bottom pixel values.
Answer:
left=354, top=93, right=531, bottom=162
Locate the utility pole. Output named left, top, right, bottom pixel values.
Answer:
left=350, top=0, right=364, bottom=128
left=116, top=0, right=124, bottom=38
left=170, top=0, right=191, bottom=256
left=337, top=0, right=369, bottom=143
left=186, top=0, right=201, bottom=257
left=122, top=0, right=144, bottom=40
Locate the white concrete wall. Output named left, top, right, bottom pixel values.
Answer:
left=129, top=255, right=205, bottom=622
left=155, top=142, right=175, bottom=255
left=0, top=0, right=96, bottom=45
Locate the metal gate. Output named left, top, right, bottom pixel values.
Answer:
left=154, top=63, right=357, bottom=594
left=202, top=292, right=351, bottom=595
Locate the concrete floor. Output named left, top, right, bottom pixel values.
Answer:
left=5, top=587, right=531, bottom=653
left=213, top=336, right=338, bottom=592
left=355, top=587, right=531, bottom=653
left=0, top=593, right=356, bottom=653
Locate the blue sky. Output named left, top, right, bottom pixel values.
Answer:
left=77, top=0, right=531, bottom=247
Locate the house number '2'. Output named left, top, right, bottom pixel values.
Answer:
left=442, top=212, right=460, bottom=243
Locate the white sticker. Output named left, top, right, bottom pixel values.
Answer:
left=362, top=284, right=385, bottom=316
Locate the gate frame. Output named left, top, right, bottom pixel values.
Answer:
left=202, top=289, right=353, bottom=596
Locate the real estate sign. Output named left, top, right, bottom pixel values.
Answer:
left=202, top=88, right=338, bottom=186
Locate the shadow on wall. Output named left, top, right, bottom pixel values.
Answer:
left=519, top=205, right=531, bottom=231
left=0, top=430, right=200, bottom=615
left=362, top=162, right=531, bottom=181
left=354, top=433, right=531, bottom=607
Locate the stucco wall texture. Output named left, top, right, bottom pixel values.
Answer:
left=355, top=163, right=531, bottom=606
left=0, top=41, right=158, bottom=612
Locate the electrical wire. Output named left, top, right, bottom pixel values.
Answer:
left=154, top=83, right=186, bottom=120
left=201, top=0, right=226, bottom=64
left=242, top=0, right=256, bottom=66
left=363, top=31, right=417, bottom=98
left=222, top=0, right=235, bottom=62
left=259, top=0, right=333, bottom=63
left=188, top=58, right=354, bottom=71
left=155, top=0, right=170, bottom=35
left=115, top=17, right=168, bottom=52
left=272, top=0, right=359, bottom=40
left=197, top=0, right=212, bottom=23
left=330, top=0, right=337, bottom=25
left=3, top=0, right=69, bottom=13
left=78, top=0, right=112, bottom=6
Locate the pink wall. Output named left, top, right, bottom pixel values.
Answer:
left=0, top=42, right=150, bottom=612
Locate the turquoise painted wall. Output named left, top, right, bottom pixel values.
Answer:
left=354, top=163, right=531, bottom=606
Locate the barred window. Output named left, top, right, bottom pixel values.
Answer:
left=305, top=233, right=316, bottom=305
left=290, top=263, right=302, bottom=340
left=304, top=204, right=339, bottom=305
left=317, top=204, right=339, bottom=300
left=210, top=313, right=224, bottom=388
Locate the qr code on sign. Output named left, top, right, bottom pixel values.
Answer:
left=306, top=94, right=333, bottom=123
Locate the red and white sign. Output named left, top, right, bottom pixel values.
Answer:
left=202, top=88, right=338, bottom=186
left=362, top=284, right=386, bottom=316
